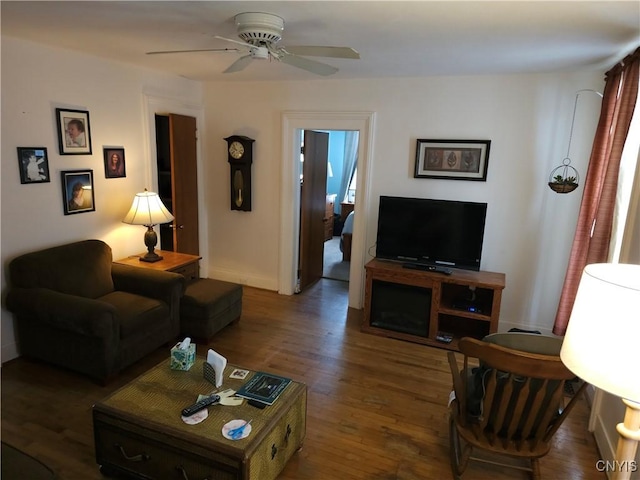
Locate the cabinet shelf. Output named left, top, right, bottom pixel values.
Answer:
left=438, top=308, right=493, bottom=322
left=362, top=259, right=505, bottom=351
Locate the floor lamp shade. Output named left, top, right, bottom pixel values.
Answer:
left=560, top=263, right=640, bottom=403
left=560, top=263, right=640, bottom=480
left=122, top=190, right=174, bottom=262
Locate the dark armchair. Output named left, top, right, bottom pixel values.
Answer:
left=6, top=239, right=185, bottom=381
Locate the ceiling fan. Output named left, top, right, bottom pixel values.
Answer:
left=146, top=12, right=359, bottom=76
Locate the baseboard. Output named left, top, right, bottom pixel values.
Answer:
left=592, top=409, right=616, bottom=480
left=590, top=389, right=640, bottom=480
left=2, top=341, right=20, bottom=364
left=206, top=267, right=277, bottom=292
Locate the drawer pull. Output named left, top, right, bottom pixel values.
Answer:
left=284, top=424, right=292, bottom=443
left=114, top=443, right=149, bottom=462
left=176, top=465, right=210, bottom=480
left=271, top=443, right=278, bottom=460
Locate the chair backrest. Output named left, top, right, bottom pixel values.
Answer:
left=9, top=239, right=114, bottom=299
left=456, top=336, right=579, bottom=454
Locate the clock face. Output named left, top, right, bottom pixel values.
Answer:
left=229, top=141, right=244, bottom=160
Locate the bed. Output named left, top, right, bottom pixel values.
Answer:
left=340, top=210, right=354, bottom=261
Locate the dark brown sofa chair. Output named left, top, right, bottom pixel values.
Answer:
left=6, top=239, right=185, bottom=381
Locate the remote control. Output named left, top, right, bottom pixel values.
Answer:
left=181, top=395, right=220, bottom=417
left=248, top=399, right=267, bottom=409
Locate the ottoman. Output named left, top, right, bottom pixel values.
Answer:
left=180, top=278, right=242, bottom=342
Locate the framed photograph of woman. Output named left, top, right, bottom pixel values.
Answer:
left=17, top=147, right=50, bottom=184
left=56, top=108, right=92, bottom=155
left=103, top=147, right=126, bottom=178
left=61, top=170, right=95, bottom=215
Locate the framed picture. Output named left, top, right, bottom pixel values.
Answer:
left=103, top=147, right=126, bottom=178
left=61, top=170, right=95, bottom=215
left=17, top=147, right=50, bottom=184
left=414, top=139, right=490, bottom=181
left=56, top=108, right=92, bottom=155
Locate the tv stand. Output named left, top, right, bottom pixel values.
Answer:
left=363, top=259, right=505, bottom=351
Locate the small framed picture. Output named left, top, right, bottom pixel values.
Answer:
left=56, top=108, right=92, bottom=155
left=61, top=170, right=95, bottom=215
left=17, top=147, right=50, bottom=184
left=414, top=139, right=491, bottom=181
left=229, top=368, right=250, bottom=380
left=103, top=147, right=126, bottom=178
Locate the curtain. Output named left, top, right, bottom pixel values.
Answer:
left=553, top=47, right=640, bottom=336
left=338, top=131, right=359, bottom=205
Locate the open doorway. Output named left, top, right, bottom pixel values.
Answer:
left=298, top=129, right=358, bottom=290
left=279, top=111, right=374, bottom=311
left=317, top=130, right=358, bottom=283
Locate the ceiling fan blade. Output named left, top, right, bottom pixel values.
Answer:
left=214, top=35, right=255, bottom=50
left=147, top=48, right=238, bottom=55
left=223, top=55, right=253, bottom=74
left=279, top=53, right=338, bottom=76
left=282, top=46, right=360, bottom=59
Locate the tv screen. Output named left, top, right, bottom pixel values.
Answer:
left=375, top=196, right=487, bottom=271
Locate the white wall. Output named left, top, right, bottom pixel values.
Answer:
left=1, top=37, right=203, bottom=362
left=1, top=35, right=607, bottom=364
left=201, top=72, right=604, bottom=332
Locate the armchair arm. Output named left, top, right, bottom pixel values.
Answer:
left=6, top=287, right=119, bottom=339
left=111, top=263, right=185, bottom=303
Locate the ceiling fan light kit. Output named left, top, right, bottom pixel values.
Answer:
left=147, top=11, right=359, bottom=76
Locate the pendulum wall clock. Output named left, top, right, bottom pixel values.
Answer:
left=224, top=135, right=254, bottom=211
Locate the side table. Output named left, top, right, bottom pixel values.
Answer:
left=115, top=250, right=201, bottom=283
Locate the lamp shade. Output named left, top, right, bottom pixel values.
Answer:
left=560, top=263, right=640, bottom=403
left=122, top=190, right=174, bottom=226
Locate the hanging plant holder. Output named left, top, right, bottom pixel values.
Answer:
left=546, top=89, right=601, bottom=195
left=548, top=158, right=579, bottom=193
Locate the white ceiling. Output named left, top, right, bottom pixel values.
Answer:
left=2, top=1, right=639, bottom=82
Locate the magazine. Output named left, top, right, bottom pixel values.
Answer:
left=236, top=372, right=291, bottom=405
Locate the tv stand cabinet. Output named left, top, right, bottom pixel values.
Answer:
left=363, top=259, right=506, bottom=351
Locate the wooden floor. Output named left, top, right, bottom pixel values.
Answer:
left=1, top=279, right=605, bottom=480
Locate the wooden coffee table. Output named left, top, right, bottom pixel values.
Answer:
left=93, top=358, right=306, bottom=480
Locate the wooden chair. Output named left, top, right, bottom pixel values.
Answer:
left=447, top=336, right=586, bottom=479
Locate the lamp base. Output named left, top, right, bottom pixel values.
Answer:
left=140, top=225, right=163, bottom=263
left=139, top=252, right=163, bottom=263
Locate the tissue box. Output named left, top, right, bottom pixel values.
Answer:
left=170, top=343, right=195, bottom=371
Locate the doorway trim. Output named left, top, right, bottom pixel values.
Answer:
left=279, top=111, right=376, bottom=309
left=142, top=93, right=208, bottom=276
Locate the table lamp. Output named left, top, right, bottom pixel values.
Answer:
left=560, top=263, right=640, bottom=480
left=122, top=189, right=174, bottom=262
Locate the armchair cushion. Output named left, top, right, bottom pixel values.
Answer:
left=100, top=291, right=169, bottom=338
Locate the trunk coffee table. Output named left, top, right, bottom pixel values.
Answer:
left=93, top=358, right=306, bottom=480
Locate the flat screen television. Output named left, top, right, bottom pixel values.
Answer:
left=375, top=196, right=487, bottom=271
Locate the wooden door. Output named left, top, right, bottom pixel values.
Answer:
left=156, top=113, right=199, bottom=255
left=299, top=130, right=329, bottom=290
